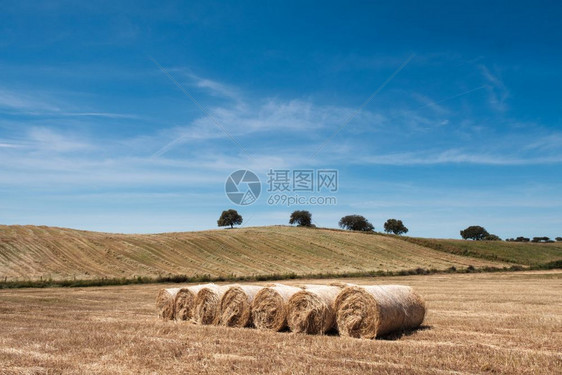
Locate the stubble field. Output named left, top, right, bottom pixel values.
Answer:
left=1, top=271, right=561, bottom=374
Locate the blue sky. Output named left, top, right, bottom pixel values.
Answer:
left=0, top=1, right=561, bottom=238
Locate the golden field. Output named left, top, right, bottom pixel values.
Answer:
left=0, top=225, right=518, bottom=281
left=1, top=271, right=560, bottom=374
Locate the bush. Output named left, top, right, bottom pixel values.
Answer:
left=532, top=236, right=550, bottom=243
left=483, top=234, right=501, bottom=241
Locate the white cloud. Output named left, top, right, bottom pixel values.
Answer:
left=359, top=149, right=562, bottom=166
left=149, top=96, right=363, bottom=157
left=524, top=133, right=562, bottom=151
left=0, top=88, right=61, bottom=113
left=189, top=74, right=240, bottom=100
left=479, top=65, right=509, bottom=112
left=23, top=127, right=93, bottom=153
left=0, top=87, right=139, bottom=120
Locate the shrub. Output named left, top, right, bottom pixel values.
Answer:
left=483, top=234, right=501, bottom=241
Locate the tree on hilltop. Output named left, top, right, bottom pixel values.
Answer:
left=289, top=210, right=312, bottom=227
left=217, top=209, right=243, bottom=229
left=339, top=215, right=374, bottom=232
left=383, top=219, right=409, bottom=235
left=460, top=226, right=489, bottom=240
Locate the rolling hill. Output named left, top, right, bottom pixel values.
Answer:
left=2, top=224, right=556, bottom=282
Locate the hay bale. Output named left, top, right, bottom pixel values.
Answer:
left=175, top=283, right=215, bottom=321
left=335, top=285, right=426, bottom=339
left=156, top=287, right=181, bottom=320
left=287, top=285, right=342, bottom=334
left=193, top=284, right=230, bottom=325
left=219, top=285, right=263, bottom=327
left=251, top=284, right=302, bottom=331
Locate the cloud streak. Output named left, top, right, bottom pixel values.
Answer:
left=480, top=65, right=509, bottom=112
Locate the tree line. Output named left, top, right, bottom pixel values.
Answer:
left=217, top=209, right=561, bottom=242
left=218, top=209, right=407, bottom=235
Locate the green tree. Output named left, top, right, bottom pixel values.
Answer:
left=339, top=215, right=374, bottom=232
left=556, top=237, right=562, bottom=242
left=383, top=219, right=409, bottom=235
left=289, top=210, right=312, bottom=227
left=217, top=209, right=243, bottom=229
left=460, top=226, right=489, bottom=240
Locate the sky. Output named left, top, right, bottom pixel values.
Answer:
left=0, top=0, right=561, bottom=238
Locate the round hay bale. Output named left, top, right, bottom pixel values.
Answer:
left=287, top=285, right=341, bottom=334
left=156, top=287, right=181, bottom=320
left=175, top=283, right=215, bottom=321
left=251, top=284, right=302, bottom=331
left=219, top=285, right=263, bottom=327
left=335, top=285, right=426, bottom=339
left=193, top=284, right=230, bottom=325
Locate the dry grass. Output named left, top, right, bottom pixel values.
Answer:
left=0, top=271, right=561, bottom=374
left=0, top=225, right=513, bottom=281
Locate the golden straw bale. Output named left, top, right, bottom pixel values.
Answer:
left=335, top=285, right=426, bottom=339
left=219, top=285, right=263, bottom=327
left=287, top=285, right=341, bottom=334
left=251, top=284, right=302, bottom=331
left=155, top=287, right=181, bottom=320
left=193, top=284, right=230, bottom=325
left=174, top=283, right=215, bottom=321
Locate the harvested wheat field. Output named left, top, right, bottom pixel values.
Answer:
left=0, top=225, right=520, bottom=281
left=0, top=271, right=561, bottom=374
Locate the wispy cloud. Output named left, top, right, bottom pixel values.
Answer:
left=524, top=132, right=562, bottom=151
left=26, top=127, right=94, bottom=153
left=359, top=149, right=562, bottom=166
left=59, top=112, right=140, bottom=119
left=480, top=65, right=509, bottom=111
left=0, top=142, right=21, bottom=148
left=188, top=73, right=241, bottom=100
left=0, top=87, right=138, bottom=119
left=0, top=88, right=61, bottom=113
left=149, top=95, right=364, bottom=157
left=411, top=93, right=449, bottom=115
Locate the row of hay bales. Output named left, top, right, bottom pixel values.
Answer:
left=156, top=283, right=426, bottom=339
